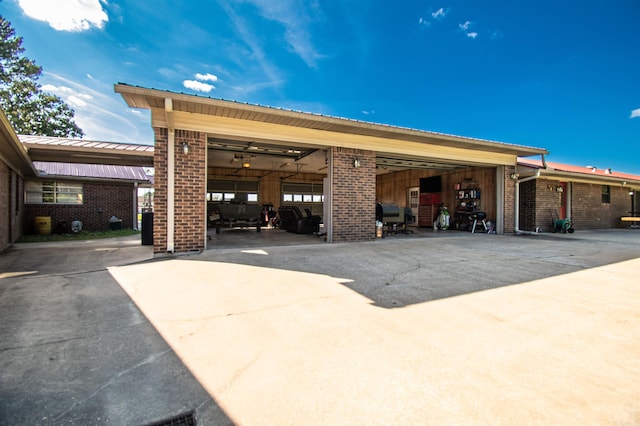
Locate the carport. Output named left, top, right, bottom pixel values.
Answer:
left=114, top=83, right=547, bottom=254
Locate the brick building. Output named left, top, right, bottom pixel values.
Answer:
left=4, top=89, right=639, bottom=255
left=517, top=159, right=640, bottom=232
left=0, top=110, right=35, bottom=252
left=22, top=160, right=152, bottom=234
left=115, top=84, right=549, bottom=254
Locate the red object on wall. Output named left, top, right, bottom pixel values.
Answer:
left=418, top=192, right=442, bottom=226
left=419, top=192, right=441, bottom=206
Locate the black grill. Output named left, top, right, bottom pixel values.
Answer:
left=376, top=203, right=401, bottom=222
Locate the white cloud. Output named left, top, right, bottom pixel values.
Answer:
left=432, top=8, right=446, bottom=19
left=219, top=2, right=283, bottom=86
left=459, top=21, right=472, bottom=31
left=183, top=80, right=215, bottom=93
left=420, top=7, right=447, bottom=28
left=18, top=0, right=108, bottom=32
left=224, top=0, right=323, bottom=69
left=466, top=32, right=478, bottom=39
left=418, top=17, right=430, bottom=27
left=41, top=72, right=153, bottom=143
left=194, top=73, right=218, bottom=82
left=42, top=84, right=94, bottom=109
left=630, top=108, right=640, bottom=118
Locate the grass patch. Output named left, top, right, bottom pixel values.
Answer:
left=18, top=229, right=140, bottom=243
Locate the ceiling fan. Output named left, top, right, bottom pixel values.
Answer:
left=230, top=153, right=255, bottom=168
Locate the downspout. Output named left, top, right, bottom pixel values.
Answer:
left=514, top=169, right=541, bottom=235
left=133, top=182, right=138, bottom=231
left=165, top=98, right=175, bottom=253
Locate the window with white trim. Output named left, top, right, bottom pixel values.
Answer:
left=25, top=180, right=83, bottom=205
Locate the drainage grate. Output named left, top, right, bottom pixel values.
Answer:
left=144, top=410, right=196, bottom=426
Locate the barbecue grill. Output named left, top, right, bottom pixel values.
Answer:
left=376, top=203, right=402, bottom=236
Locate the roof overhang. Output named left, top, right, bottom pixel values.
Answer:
left=0, top=110, right=37, bottom=176
left=518, top=162, right=640, bottom=187
left=115, top=83, right=548, bottom=167
left=19, top=135, right=154, bottom=167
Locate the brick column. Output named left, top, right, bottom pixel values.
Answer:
left=503, top=165, right=516, bottom=233
left=330, top=147, right=376, bottom=242
left=174, top=130, right=206, bottom=252
left=152, top=128, right=206, bottom=253
left=152, top=127, right=168, bottom=253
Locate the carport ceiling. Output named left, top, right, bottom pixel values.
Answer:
left=207, top=137, right=467, bottom=174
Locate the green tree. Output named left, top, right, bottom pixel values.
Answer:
left=0, top=15, right=84, bottom=137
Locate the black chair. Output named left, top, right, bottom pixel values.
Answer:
left=400, top=207, right=415, bottom=234
left=277, top=206, right=319, bottom=234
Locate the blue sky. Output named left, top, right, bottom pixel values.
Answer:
left=2, top=0, right=640, bottom=173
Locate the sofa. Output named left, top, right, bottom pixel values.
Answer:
left=277, top=206, right=321, bottom=234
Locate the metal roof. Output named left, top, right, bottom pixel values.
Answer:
left=518, top=158, right=640, bottom=185
left=33, top=161, right=152, bottom=183
left=115, top=83, right=548, bottom=158
left=19, top=135, right=154, bottom=167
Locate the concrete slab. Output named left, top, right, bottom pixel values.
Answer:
left=109, top=230, right=640, bottom=425
left=2, top=229, right=640, bottom=424
left=0, top=236, right=232, bottom=425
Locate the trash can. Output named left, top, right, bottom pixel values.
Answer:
left=109, top=218, right=122, bottom=230
left=141, top=212, right=154, bottom=245
left=34, top=216, right=52, bottom=235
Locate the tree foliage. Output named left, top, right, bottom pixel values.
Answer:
left=0, top=16, right=84, bottom=137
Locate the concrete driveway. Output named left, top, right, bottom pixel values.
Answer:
left=2, top=230, right=640, bottom=424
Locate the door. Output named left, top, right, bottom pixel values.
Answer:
left=407, top=187, right=419, bottom=227
left=559, top=182, right=568, bottom=219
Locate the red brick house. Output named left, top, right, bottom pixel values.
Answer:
left=1, top=111, right=154, bottom=251
left=23, top=159, right=152, bottom=234
left=517, top=159, right=640, bottom=232
left=0, top=110, right=35, bottom=252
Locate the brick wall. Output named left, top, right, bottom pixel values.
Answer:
left=152, top=127, right=206, bottom=254
left=520, top=178, right=632, bottom=231
left=330, top=147, right=376, bottom=242
left=503, top=165, right=516, bottom=233
left=0, top=161, right=8, bottom=250
left=174, top=129, right=206, bottom=252
left=571, top=182, right=630, bottom=229
left=24, top=181, right=134, bottom=233
left=153, top=127, right=168, bottom=252
left=1, top=161, right=26, bottom=251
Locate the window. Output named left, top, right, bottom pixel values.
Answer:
left=207, top=180, right=259, bottom=203
left=601, top=185, right=610, bottom=204
left=25, top=180, right=83, bottom=204
left=282, top=182, right=324, bottom=204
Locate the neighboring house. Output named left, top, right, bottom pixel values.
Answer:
left=0, top=110, right=36, bottom=252
left=14, top=135, right=153, bottom=236
left=517, top=159, right=640, bottom=232
left=1, top=111, right=154, bottom=251
left=24, top=160, right=152, bottom=234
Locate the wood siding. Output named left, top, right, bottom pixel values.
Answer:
left=376, top=166, right=498, bottom=225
